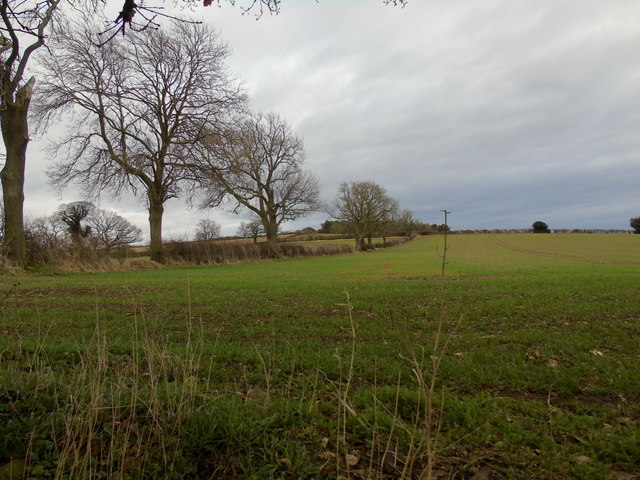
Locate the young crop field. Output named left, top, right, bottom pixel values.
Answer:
left=0, top=234, right=638, bottom=479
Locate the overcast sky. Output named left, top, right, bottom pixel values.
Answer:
left=22, top=0, right=640, bottom=238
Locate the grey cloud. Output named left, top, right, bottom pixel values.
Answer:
left=18, top=0, right=640, bottom=236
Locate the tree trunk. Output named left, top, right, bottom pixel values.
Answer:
left=267, top=235, right=280, bottom=257
left=264, top=218, right=280, bottom=257
left=148, top=200, right=164, bottom=263
left=0, top=80, right=34, bottom=267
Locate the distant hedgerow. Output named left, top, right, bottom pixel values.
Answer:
left=164, top=240, right=354, bottom=265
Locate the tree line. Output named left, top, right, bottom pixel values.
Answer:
left=7, top=21, right=323, bottom=263
left=1, top=0, right=406, bottom=267
left=0, top=200, right=143, bottom=266
left=2, top=18, right=420, bottom=265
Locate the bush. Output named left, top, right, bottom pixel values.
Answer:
left=23, top=224, right=101, bottom=269
left=532, top=221, right=551, bottom=233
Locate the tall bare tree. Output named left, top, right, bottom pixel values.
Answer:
left=331, top=180, right=398, bottom=251
left=37, top=20, right=245, bottom=262
left=1, top=0, right=61, bottom=265
left=0, top=0, right=405, bottom=266
left=200, top=111, right=320, bottom=255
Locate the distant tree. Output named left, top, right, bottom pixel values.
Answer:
left=532, top=221, right=551, bottom=233
left=331, top=180, right=397, bottom=251
left=630, top=217, right=640, bottom=234
left=414, top=222, right=436, bottom=235
left=376, top=198, right=400, bottom=246
left=37, top=20, right=245, bottom=262
left=319, top=219, right=352, bottom=234
left=397, top=209, right=418, bottom=237
left=329, top=220, right=351, bottom=234
left=237, top=218, right=264, bottom=243
left=200, top=111, right=320, bottom=255
left=319, top=220, right=334, bottom=234
left=88, top=209, right=143, bottom=250
left=55, top=202, right=95, bottom=243
left=195, top=219, right=222, bottom=241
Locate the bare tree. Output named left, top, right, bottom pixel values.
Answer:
left=237, top=217, right=264, bottom=243
left=331, top=180, right=398, bottom=251
left=397, top=208, right=418, bottom=237
left=376, top=197, right=400, bottom=246
left=37, top=20, right=245, bottom=262
left=0, top=0, right=405, bottom=266
left=1, top=0, right=61, bottom=265
left=88, top=209, right=142, bottom=250
left=24, top=214, right=64, bottom=251
left=200, top=111, right=320, bottom=255
left=195, top=218, right=221, bottom=241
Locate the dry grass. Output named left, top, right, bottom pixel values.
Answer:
left=164, top=239, right=354, bottom=265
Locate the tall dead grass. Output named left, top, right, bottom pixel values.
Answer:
left=10, top=314, right=209, bottom=479
left=164, top=240, right=354, bottom=265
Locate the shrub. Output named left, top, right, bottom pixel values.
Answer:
left=532, top=221, right=551, bottom=233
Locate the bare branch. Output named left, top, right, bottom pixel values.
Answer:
left=101, top=0, right=408, bottom=44
left=331, top=180, right=399, bottom=251
left=199, top=110, right=319, bottom=253
left=88, top=208, right=143, bottom=249
left=37, top=19, right=246, bottom=261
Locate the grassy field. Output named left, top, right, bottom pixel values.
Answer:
left=0, top=234, right=638, bottom=479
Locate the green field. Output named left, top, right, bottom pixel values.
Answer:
left=1, top=234, right=638, bottom=479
